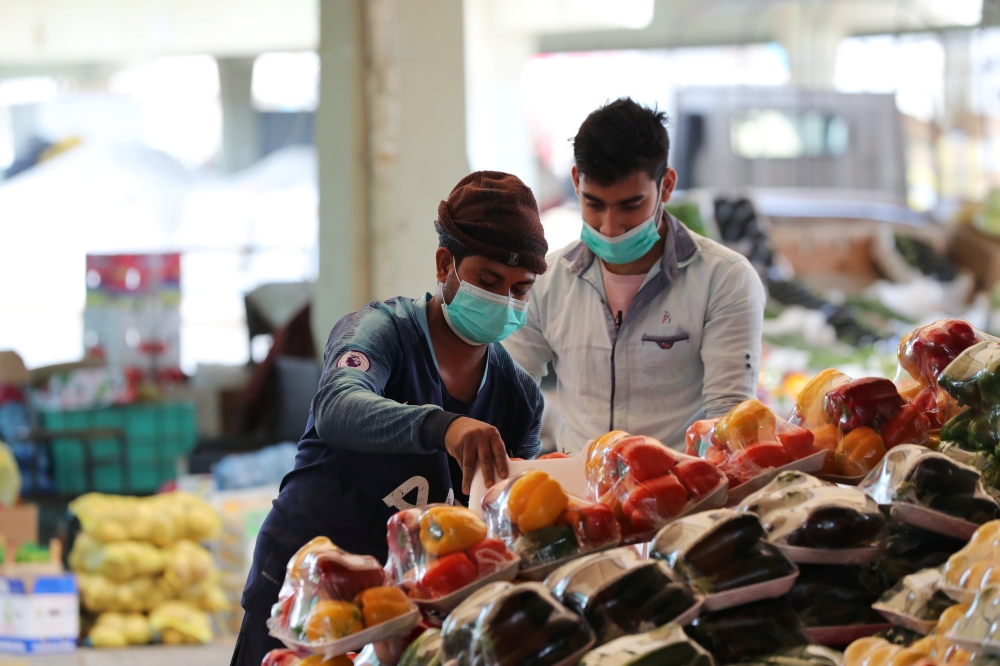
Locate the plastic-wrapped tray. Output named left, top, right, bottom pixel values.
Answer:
left=775, top=543, right=880, bottom=565
left=872, top=604, right=938, bottom=634
left=889, top=502, right=981, bottom=541
left=805, top=623, right=891, bottom=646
left=413, top=557, right=520, bottom=615
left=468, top=457, right=586, bottom=518
left=702, top=568, right=799, bottom=612
left=938, top=584, right=975, bottom=605
left=726, top=450, right=827, bottom=503
left=516, top=543, right=618, bottom=582
left=267, top=609, right=421, bottom=659
left=620, top=475, right=729, bottom=546
left=442, top=640, right=596, bottom=666
left=814, top=473, right=865, bottom=486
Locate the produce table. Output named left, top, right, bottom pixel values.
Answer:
left=0, top=639, right=236, bottom=666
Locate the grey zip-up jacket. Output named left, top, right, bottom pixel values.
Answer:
left=503, top=214, right=766, bottom=453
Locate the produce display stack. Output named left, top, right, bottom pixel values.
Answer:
left=256, top=319, right=1000, bottom=666
left=67, top=491, right=226, bottom=647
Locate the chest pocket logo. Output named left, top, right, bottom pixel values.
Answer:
left=383, top=476, right=430, bottom=510
left=642, top=333, right=690, bottom=350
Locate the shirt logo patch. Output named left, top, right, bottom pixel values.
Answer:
left=336, top=350, right=371, bottom=372
left=383, top=476, right=430, bottom=510
left=507, top=252, right=519, bottom=267
left=662, top=311, right=672, bottom=324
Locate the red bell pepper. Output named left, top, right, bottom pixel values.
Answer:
left=611, top=438, right=676, bottom=482
left=824, top=377, right=905, bottom=433
left=622, top=474, right=689, bottom=532
left=672, top=460, right=721, bottom=498
left=900, top=319, right=978, bottom=385
left=558, top=499, right=621, bottom=547
left=537, top=452, right=571, bottom=459
left=880, top=403, right=931, bottom=448
left=418, top=552, right=477, bottom=599
left=465, top=538, right=514, bottom=577
left=685, top=419, right=720, bottom=457
left=777, top=425, right=818, bottom=460
left=741, top=442, right=789, bottom=469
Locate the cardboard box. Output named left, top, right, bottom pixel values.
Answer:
left=949, top=223, right=1000, bottom=290
left=0, top=506, right=38, bottom=556
left=0, top=574, right=78, bottom=654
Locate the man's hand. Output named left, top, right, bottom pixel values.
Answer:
left=444, top=417, right=510, bottom=495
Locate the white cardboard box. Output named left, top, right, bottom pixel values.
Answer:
left=0, top=575, right=78, bottom=654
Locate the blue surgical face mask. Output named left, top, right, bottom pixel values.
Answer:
left=439, top=277, right=529, bottom=345
left=580, top=200, right=663, bottom=265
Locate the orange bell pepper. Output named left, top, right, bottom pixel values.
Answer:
left=303, top=599, right=363, bottom=641
left=715, top=400, right=775, bottom=449
left=794, top=368, right=849, bottom=427
left=685, top=419, right=719, bottom=457
left=810, top=423, right=840, bottom=474
left=355, top=586, right=412, bottom=627
left=418, top=506, right=487, bottom=556
left=507, top=470, right=569, bottom=533
left=835, top=426, right=886, bottom=476
left=586, top=431, right=629, bottom=496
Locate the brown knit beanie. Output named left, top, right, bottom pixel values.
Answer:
left=436, top=171, right=548, bottom=274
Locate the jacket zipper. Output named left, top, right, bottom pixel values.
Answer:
left=609, top=336, right=618, bottom=431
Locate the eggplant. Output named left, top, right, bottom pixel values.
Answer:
left=515, top=525, right=578, bottom=565
left=784, top=506, right=885, bottom=549
left=686, top=598, right=808, bottom=663
left=476, top=588, right=592, bottom=666
left=908, top=457, right=980, bottom=496
left=787, top=564, right=886, bottom=627
left=682, top=514, right=764, bottom=574
left=579, top=624, right=714, bottom=666
left=879, top=526, right=967, bottom=583
left=706, top=542, right=796, bottom=593
left=924, top=493, right=1000, bottom=524
left=583, top=564, right=697, bottom=642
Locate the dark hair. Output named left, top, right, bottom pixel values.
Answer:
left=434, top=220, right=473, bottom=266
left=573, top=97, right=670, bottom=187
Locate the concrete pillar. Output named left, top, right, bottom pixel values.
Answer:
left=313, top=0, right=469, bottom=347
left=773, top=3, right=846, bottom=89
left=218, top=56, right=260, bottom=173
left=464, top=0, right=538, bottom=192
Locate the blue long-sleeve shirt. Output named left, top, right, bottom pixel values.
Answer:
left=243, top=294, right=543, bottom=617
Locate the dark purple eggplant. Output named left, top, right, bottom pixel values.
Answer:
left=784, top=506, right=885, bottom=549
left=908, top=457, right=980, bottom=496
left=705, top=542, right=796, bottom=593
left=924, top=493, right=1000, bottom=524
left=682, top=515, right=764, bottom=574
left=686, top=598, right=808, bottom=663
left=582, top=564, right=697, bottom=642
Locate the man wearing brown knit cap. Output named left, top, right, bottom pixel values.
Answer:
left=231, top=171, right=547, bottom=666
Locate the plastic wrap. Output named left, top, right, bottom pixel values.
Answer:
left=584, top=432, right=727, bottom=542
left=939, top=520, right=1000, bottom=601
left=578, top=623, right=714, bottom=666
left=738, top=646, right=844, bottom=666
left=786, top=563, right=888, bottom=629
left=87, top=611, right=152, bottom=647
left=873, top=568, right=954, bottom=633
left=912, top=601, right=976, bottom=663
left=482, top=470, right=621, bottom=576
left=859, top=445, right=1000, bottom=537
left=685, top=598, right=808, bottom=663
left=877, top=525, right=967, bottom=585
left=398, top=629, right=443, bottom=666
left=736, top=471, right=885, bottom=560
left=385, top=504, right=518, bottom=609
left=267, top=537, right=419, bottom=656
left=650, top=510, right=797, bottom=608
left=440, top=581, right=594, bottom=666
left=544, top=547, right=700, bottom=644
left=685, top=400, right=824, bottom=492
left=842, top=637, right=940, bottom=666
left=148, top=600, right=213, bottom=645
left=937, top=341, right=1000, bottom=463
left=896, top=319, right=986, bottom=430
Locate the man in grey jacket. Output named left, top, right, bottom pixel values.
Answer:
left=504, top=98, right=766, bottom=453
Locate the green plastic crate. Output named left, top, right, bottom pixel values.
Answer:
left=40, top=401, right=197, bottom=495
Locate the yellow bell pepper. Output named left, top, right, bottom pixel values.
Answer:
left=303, top=599, right=363, bottom=642
left=355, top=586, right=412, bottom=627
left=418, top=506, right=487, bottom=556
left=794, top=368, right=850, bottom=427
left=714, top=400, right=775, bottom=449
left=835, top=426, right=886, bottom=476
left=507, top=470, right=569, bottom=533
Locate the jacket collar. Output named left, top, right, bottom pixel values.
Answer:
left=565, top=211, right=699, bottom=283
